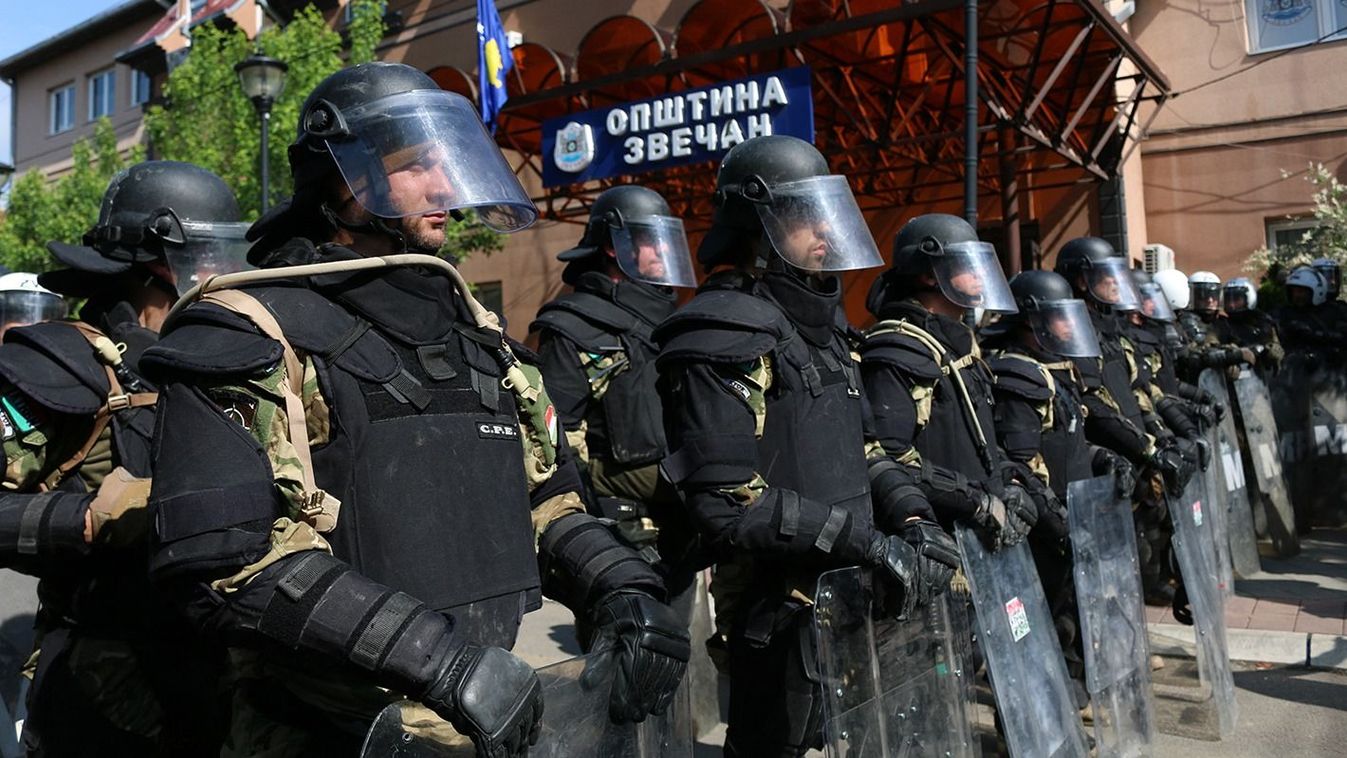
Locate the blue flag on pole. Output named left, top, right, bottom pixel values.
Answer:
left=476, top=0, right=513, bottom=132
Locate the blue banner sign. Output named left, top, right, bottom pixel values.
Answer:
left=541, top=66, right=814, bottom=188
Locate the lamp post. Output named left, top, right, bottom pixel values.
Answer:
left=234, top=55, right=288, bottom=212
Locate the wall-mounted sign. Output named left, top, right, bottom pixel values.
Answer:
left=541, top=66, right=814, bottom=188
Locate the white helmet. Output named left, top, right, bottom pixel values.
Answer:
left=1189, top=270, right=1221, bottom=313
left=1286, top=266, right=1329, bottom=306
left=1311, top=258, right=1341, bottom=299
left=0, top=272, right=67, bottom=332
left=1153, top=269, right=1190, bottom=310
left=1222, top=277, right=1257, bottom=313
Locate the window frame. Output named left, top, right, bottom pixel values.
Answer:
left=87, top=67, right=117, bottom=121
left=130, top=69, right=153, bottom=107
left=49, top=83, right=76, bottom=134
left=1244, top=0, right=1345, bottom=55
left=1266, top=216, right=1323, bottom=251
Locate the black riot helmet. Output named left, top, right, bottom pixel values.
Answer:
left=557, top=185, right=694, bottom=287
left=1006, top=269, right=1100, bottom=357
left=250, top=62, right=536, bottom=255
left=42, top=160, right=250, bottom=298
left=697, top=135, right=881, bottom=273
left=1130, top=268, right=1176, bottom=322
left=867, top=213, right=1016, bottom=316
left=1053, top=237, right=1140, bottom=311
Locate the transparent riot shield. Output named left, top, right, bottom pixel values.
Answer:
left=359, top=651, right=694, bottom=758
left=1307, top=358, right=1347, bottom=528
left=1066, top=475, right=1156, bottom=758
left=1232, top=369, right=1300, bottom=557
left=955, top=526, right=1089, bottom=758
left=1199, top=370, right=1260, bottom=579
left=1269, top=355, right=1314, bottom=531
left=1155, top=474, right=1238, bottom=740
left=814, top=567, right=980, bottom=758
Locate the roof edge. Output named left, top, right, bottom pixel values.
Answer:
left=0, top=0, right=164, bottom=79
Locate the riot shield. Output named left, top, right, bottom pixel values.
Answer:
left=358, top=651, right=694, bottom=758
left=1307, top=357, right=1347, bottom=527
left=1067, top=475, right=1156, bottom=758
left=1269, top=355, right=1314, bottom=532
left=955, top=526, right=1089, bottom=758
left=1199, top=370, right=1260, bottom=578
left=814, top=567, right=980, bottom=758
left=1232, top=369, right=1300, bottom=557
left=1155, top=474, right=1238, bottom=740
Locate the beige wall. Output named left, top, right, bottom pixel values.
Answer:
left=1132, top=0, right=1347, bottom=279
left=10, top=20, right=154, bottom=178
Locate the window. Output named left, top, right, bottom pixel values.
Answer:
left=1245, top=0, right=1345, bottom=53
left=1266, top=217, right=1322, bottom=251
left=49, top=84, right=75, bottom=134
left=131, top=69, right=153, bottom=107
left=473, top=281, right=504, bottom=316
left=344, top=0, right=387, bottom=25
left=88, top=68, right=116, bottom=120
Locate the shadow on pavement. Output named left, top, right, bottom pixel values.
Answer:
left=546, top=623, right=584, bottom=658
left=1232, top=666, right=1347, bottom=713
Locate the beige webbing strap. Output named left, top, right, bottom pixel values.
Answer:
left=40, top=325, right=159, bottom=492
left=201, top=290, right=340, bottom=532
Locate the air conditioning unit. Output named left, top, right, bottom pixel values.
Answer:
left=1144, top=244, right=1175, bottom=273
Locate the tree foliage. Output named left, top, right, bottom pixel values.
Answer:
left=0, top=118, right=141, bottom=272
left=1245, top=162, right=1347, bottom=305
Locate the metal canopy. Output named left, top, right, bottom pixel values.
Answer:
left=472, top=0, right=1170, bottom=227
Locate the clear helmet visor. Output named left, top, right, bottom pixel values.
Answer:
left=754, top=175, right=883, bottom=273
left=1029, top=299, right=1101, bottom=358
left=1190, top=282, right=1220, bottom=311
left=0, top=291, right=67, bottom=335
left=326, top=90, right=538, bottom=232
left=931, top=241, right=1017, bottom=313
left=1223, top=287, right=1250, bottom=313
left=1137, top=282, right=1176, bottom=322
left=1314, top=264, right=1340, bottom=293
left=164, top=221, right=255, bottom=295
left=610, top=215, right=696, bottom=288
left=1085, top=258, right=1141, bottom=310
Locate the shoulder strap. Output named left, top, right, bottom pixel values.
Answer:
left=40, top=323, right=158, bottom=492
left=200, top=290, right=341, bottom=533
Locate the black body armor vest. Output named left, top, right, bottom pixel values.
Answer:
left=531, top=275, right=674, bottom=466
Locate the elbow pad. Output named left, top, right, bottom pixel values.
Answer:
left=868, top=457, right=933, bottom=532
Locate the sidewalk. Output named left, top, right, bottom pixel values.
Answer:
left=1147, top=527, right=1347, bottom=669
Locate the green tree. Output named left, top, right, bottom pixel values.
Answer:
left=0, top=118, right=141, bottom=272
left=1245, top=162, right=1347, bottom=304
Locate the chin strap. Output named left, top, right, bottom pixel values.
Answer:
left=319, top=203, right=417, bottom=253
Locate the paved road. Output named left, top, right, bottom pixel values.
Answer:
left=0, top=570, right=36, bottom=715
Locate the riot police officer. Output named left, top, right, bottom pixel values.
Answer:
left=0, top=272, right=66, bottom=337
left=1176, top=271, right=1256, bottom=380
left=1310, top=258, right=1347, bottom=328
left=1053, top=239, right=1192, bottom=604
left=655, top=135, right=954, bottom=756
left=140, top=63, right=689, bottom=757
left=1276, top=266, right=1343, bottom=356
left=982, top=270, right=1130, bottom=707
left=860, top=213, right=1043, bottom=549
left=0, top=160, right=250, bottom=755
left=530, top=185, right=696, bottom=586
left=1215, top=277, right=1284, bottom=373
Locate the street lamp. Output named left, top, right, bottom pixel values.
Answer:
left=234, top=54, right=288, bottom=212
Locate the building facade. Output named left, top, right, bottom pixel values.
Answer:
left=3, top=0, right=1344, bottom=335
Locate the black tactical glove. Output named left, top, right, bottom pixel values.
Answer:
left=898, top=519, right=961, bottom=609
left=1092, top=447, right=1137, bottom=500
left=865, top=532, right=921, bottom=619
left=1033, top=487, right=1070, bottom=541
left=591, top=591, right=691, bottom=723
left=1191, top=401, right=1219, bottom=432
left=968, top=485, right=1035, bottom=551
left=1148, top=443, right=1193, bottom=497
left=423, top=645, right=543, bottom=758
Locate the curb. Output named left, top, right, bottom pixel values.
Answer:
left=1148, top=623, right=1347, bottom=670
